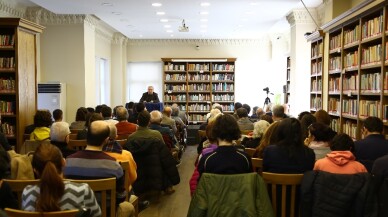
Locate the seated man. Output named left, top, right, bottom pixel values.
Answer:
left=236, top=108, right=254, bottom=131
left=139, top=86, right=160, bottom=103
left=149, top=110, right=176, bottom=149
left=115, top=106, right=137, bottom=135
left=161, top=107, right=177, bottom=134
left=50, top=122, right=76, bottom=158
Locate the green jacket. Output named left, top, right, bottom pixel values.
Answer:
left=187, top=173, right=274, bottom=217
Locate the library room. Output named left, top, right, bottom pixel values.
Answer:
left=1, top=0, right=388, bottom=217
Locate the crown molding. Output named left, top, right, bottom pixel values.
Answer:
left=113, top=33, right=128, bottom=45
left=127, top=39, right=270, bottom=47
left=287, top=8, right=318, bottom=26
left=0, top=0, right=25, bottom=17
left=25, top=7, right=86, bottom=25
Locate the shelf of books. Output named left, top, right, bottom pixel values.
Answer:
left=310, top=37, right=323, bottom=113
left=162, top=58, right=236, bottom=124
left=285, top=57, right=291, bottom=104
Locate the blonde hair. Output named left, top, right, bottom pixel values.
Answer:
left=252, top=120, right=270, bottom=139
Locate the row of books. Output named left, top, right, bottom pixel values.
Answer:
left=329, top=34, right=341, bottom=51
left=361, top=13, right=383, bottom=39
left=311, top=42, right=323, bottom=58
left=330, top=118, right=340, bottom=133
left=0, top=35, right=15, bottom=47
left=212, top=83, right=234, bottom=91
left=212, top=73, right=234, bottom=81
left=0, top=78, right=15, bottom=92
left=164, top=84, right=186, bottom=91
left=361, top=44, right=382, bottom=65
left=1, top=122, right=14, bottom=136
left=360, top=72, right=381, bottom=91
left=189, top=74, right=210, bottom=81
left=311, top=78, right=322, bottom=92
left=359, top=100, right=381, bottom=118
left=0, top=57, right=14, bottom=69
left=344, top=25, right=359, bottom=46
left=328, top=98, right=340, bottom=114
left=165, top=74, right=186, bottom=81
left=311, top=61, right=322, bottom=75
left=329, top=56, right=341, bottom=71
left=165, top=103, right=187, bottom=111
left=189, top=94, right=210, bottom=101
left=165, top=64, right=185, bottom=71
left=188, top=64, right=210, bottom=71
left=163, top=94, right=186, bottom=101
left=0, top=101, right=15, bottom=114
left=310, top=96, right=322, bottom=110
left=188, top=114, right=207, bottom=122
left=343, top=74, right=359, bottom=91
left=344, top=51, right=359, bottom=68
left=188, top=84, right=210, bottom=91
left=342, top=99, right=358, bottom=116
left=213, top=64, right=234, bottom=71
left=219, top=104, right=234, bottom=112
left=342, top=121, right=357, bottom=140
left=212, top=94, right=234, bottom=101
left=329, top=77, right=341, bottom=92
left=385, top=73, right=388, bottom=90
left=187, top=104, right=210, bottom=112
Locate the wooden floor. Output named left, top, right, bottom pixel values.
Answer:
left=139, top=145, right=197, bottom=217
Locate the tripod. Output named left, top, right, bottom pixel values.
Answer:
left=263, top=92, right=273, bottom=110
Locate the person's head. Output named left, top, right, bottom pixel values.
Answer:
left=212, top=103, right=223, bottom=113
left=75, top=107, right=88, bottom=121
left=236, top=107, right=248, bottom=118
left=253, top=120, right=270, bottom=139
left=205, top=120, right=217, bottom=144
left=150, top=110, right=162, bottom=124
left=50, top=122, right=71, bottom=143
left=252, top=106, right=258, bottom=116
left=147, top=86, right=154, bottom=94
left=52, top=109, right=63, bottom=122
left=272, top=104, right=285, bottom=121
left=242, top=104, right=251, bottom=115
left=116, top=106, right=129, bottom=121
left=212, top=114, right=240, bottom=143
left=171, top=106, right=180, bottom=117
left=363, top=116, right=383, bottom=134
left=307, top=122, right=331, bottom=142
left=84, top=112, right=103, bottom=127
left=34, top=110, right=53, bottom=127
left=135, top=103, right=146, bottom=113
left=300, top=113, right=317, bottom=139
left=95, top=105, right=103, bottom=114
left=32, top=143, right=65, bottom=211
left=208, top=109, right=222, bottom=123
left=298, top=111, right=311, bottom=121
left=258, top=121, right=281, bottom=153
left=0, top=150, right=10, bottom=179
left=163, top=107, right=172, bottom=117
left=108, top=123, right=117, bottom=140
left=330, top=133, right=355, bottom=152
left=126, top=101, right=135, bottom=110
left=137, top=110, right=151, bottom=127
left=113, top=106, right=122, bottom=118
left=256, top=107, right=265, bottom=118
left=101, top=106, right=112, bottom=119
left=86, top=107, right=95, bottom=113
left=260, top=114, right=273, bottom=124
left=276, top=118, right=303, bottom=147
left=87, top=120, right=110, bottom=147
left=234, top=102, right=242, bottom=111
left=314, top=109, right=331, bottom=126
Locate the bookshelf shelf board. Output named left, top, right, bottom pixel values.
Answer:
left=188, top=80, right=211, bottom=83
left=0, top=68, right=15, bottom=72
left=328, top=91, right=341, bottom=95
left=164, top=80, right=187, bottom=83
left=187, top=90, right=211, bottom=93
left=342, top=114, right=358, bottom=120
left=0, top=91, right=15, bottom=95
left=165, top=90, right=187, bottom=93
left=187, top=111, right=209, bottom=113
left=212, top=91, right=234, bottom=93
left=188, top=101, right=211, bottom=103
left=311, top=55, right=323, bottom=60
left=212, top=70, right=234, bottom=73
left=329, top=48, right=341, bottom=54
left=213, top=101, right=234, bottom=103
left=189, top=121, right=206, bottom=124
left=163, top=101, right=186, bottom=103
left=310, top=91, right=322, bottom=94
left=360, top=63, right=382, bottom=69
left=165, top=70, right=186, bottom=72
left=329, top=69, right=342, bottom=74
left=343, top=41, right=359, bottom=49
left=344, top=66, right=359, bottom=72
left=384, top=121, right=388, bottom=127
left=188, top=70, right=210, bottom=73
left=360, top=90, right=381, bottom=95
left=310, top=108, right=317, bottom=112
left=328, top=112, right=340, bottom=117
left=361, top=34, right=382, bottom=44
left=0, top=47, right=14, bottom=50
left=212, top=80, right=234, bottom=83
left=342, top=90, right=358, bottom=96
left=5, top=135, right=15, bottom=139
left=0, top=114, right=16, bottom=117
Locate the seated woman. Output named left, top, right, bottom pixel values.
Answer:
left=197, top=114, right=252, bottom=177
left=304, top=122, right=332, bottom=160
left=263, top=118, right=315, bottom=173
left=0, top=150, right=18, bottom=210
left=314, top=133, right=367, bottom=174
left=254, top=121, right=280, bottom=158
left=21, top=143, right=101, bottom=216
left=70, top=107, right=88, bottom=130
left=30, top=110, right=52, bottom=141
left=242, top=120, right=270, bottom=149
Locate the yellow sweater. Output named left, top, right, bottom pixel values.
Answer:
left=30, top=127, right=50, bottom=141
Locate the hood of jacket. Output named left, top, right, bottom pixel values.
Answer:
left=326, top=151, right=355, bottom=166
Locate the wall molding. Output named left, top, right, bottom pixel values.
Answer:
left=287, top=8, right=318, bottom=26
left=0, top=0, right=25, bottom=17
left=127, top=38, right=270, bottom=47
left=25, top=7, right=86, bottom=25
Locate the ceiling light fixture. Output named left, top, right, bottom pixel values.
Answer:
left=152, top=3, right=162, bottom=7
left=101, top=3, right=113, bottom=6
left=160, top=19, right=169, bottom=22
left=200, top=2, right=210, bottom=7
left=156, top=12, right=165, bottom=15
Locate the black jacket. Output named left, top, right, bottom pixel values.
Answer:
left=124, top=138, right=180, bottom=194
left=139, top=92, right=160, bottom=103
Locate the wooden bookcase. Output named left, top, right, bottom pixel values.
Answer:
left=325, top=4, right=388, bottom=140
left=285, top=57, right=291, bottom=104
left=0, top=18, right=44, bottom=151
left=310, top=37, right=324, bottom=113
left=162, top=58, right=236, bottom=124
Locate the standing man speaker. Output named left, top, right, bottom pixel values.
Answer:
left=139, top=86, right=160, bottom=103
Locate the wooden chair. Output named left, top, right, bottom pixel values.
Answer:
left=262, top=172, right=304, bottom=217
left=70, top=129, right=82, bottom=134
left=245, top=148, right=256, bottom=158
left=241, top=130, right=253, bottom=135
left=20, top=140, right=50, bottom=154
left=67, top=140, right=87, bottom=151
left=4, top=179, right=39, bottom=208
left=120, top=161, right=139, bottom=217
left=68, top=134, right=78, bottom=140
left=5, top=208, right=79, bottom=217
left=251, top=158, right=263, bottom=175
left=72, top=177, right=116, bottom=217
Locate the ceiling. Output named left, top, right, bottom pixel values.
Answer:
left=14, top=0, right=322, bottom=39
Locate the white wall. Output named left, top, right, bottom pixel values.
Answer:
left=84, top=22, right=97, bottom=108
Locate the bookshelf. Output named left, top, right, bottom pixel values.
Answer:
left=0, top=18, right=44, bottom=151
left=310, top=37, right=324, bottom=113
left=162, top=58, right=236, bottom=124
left=285, top=57, right=291, bottom=104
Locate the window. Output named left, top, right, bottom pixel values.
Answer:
left=96, top=57, right=110, bottom=105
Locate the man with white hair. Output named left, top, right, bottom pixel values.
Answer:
left=50, top=122, right=75, bottom=158
left=115, top=106, right=137, bottom=135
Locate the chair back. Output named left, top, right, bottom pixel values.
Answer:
left=5, top=208, right=79, bottom=217
left=120, top=161, right=139, bottom=216
left=67, top=140, right=87, bottom=151
left=20, top=140, right=50, bottom=154
left=245, top=148, right=256, bottom=158
left=68, top=134, right=78, bottom=140
left=4, top=179, right=40, bottom=208
left=262, top=172, right=304, bottom=217
left=116, top=139, right=127, bottom=147
left=251, top=158, right=263, bottom=175
left=71, top=177, right=116, bottom=217
left=116, top=134, right=130, bottom=140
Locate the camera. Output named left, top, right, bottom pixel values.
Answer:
left=263, top=87, right=269, bottom=92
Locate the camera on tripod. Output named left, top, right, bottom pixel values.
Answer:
left=263, top=87, right=270, bottom=94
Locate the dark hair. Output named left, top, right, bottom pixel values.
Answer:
left=84, top=113, right=103, bottom=127
left=75, top=107, right=88, bottom=121
left=126, top=102, right=135, bottom=110
left=52, top=109, right=63, bottom=121
left=300, top=113, right=316, bottom=139
left=34, top=110, right=53, bottom=127
left=95, top=105, right=103, bottom=113
left=101, top=106, right=112, bottom=118
left=272, top=105, right=285, bottom=118
left=242, top=104, right=251, bottom=115
left=212, top=114, right=240, bottom=142
left=86, top=107, right=95, bottom=113
left=260, top=114, right=273, bottom=124
left=137, top=110, right=151, bottom=127
left=135, top=103, right=146, bottom=113
left=314, top=109, right=331, bottom=126
left=252, top=106, right=259, bottom=115
left=363, top=116, right=383, bottom=133
left=330, top=133, right=354, bottom=152
left=234, top=102, right=242, bottom=111
left=275, top=118, right=305, bottom=160
left=0, top=151, right=10, bottom=179
left=87, top=122, right=110, bottom=146
left=205, top=121, right=217, bottom=143
left=236, top=107, right=248, bottom=118
left=308, top=122, right=331, bottom=142
left=32, top=143, right=64, bottom=211
left=298, top=111, right=311, bottom=120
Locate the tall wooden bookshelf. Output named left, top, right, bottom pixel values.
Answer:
left=285, top=57, right=291, bottom=104
left=310, top=37, right=324, bottom=113
left=162, top=58, right=236, bottom=124
left=325, top=3, right=387, bottom=140
left=0, top=18, right=44, bottom=151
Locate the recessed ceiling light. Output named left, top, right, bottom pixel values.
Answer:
left=199, top=11, right=209, bottom=15
left=166, top=30, right=173, bottom=33
left=200, top=19, right=208, bottom=22
left=101, top=3, right=113, bottom=6
left=200, top=30, right=207, bottom=33
left=200, top=2, right=210, bottom=7
left=156, top=12, right=165, bottom=15
left=160, top=19, right=169, bottom=22
left=250, top=2, right=259, bottom=6
left=112, top=12, right=121, bottom=15
left=200, top=24, right=208, bottom=28
left=170, top=34, right=174, bottom=37
left=152, top=3, right=162, bottom=7
left=164, top=25, right=171, bottom=28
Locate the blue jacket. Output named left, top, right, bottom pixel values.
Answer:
left=355, top=134, right=388, bottom=172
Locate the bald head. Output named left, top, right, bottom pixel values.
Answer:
left=87, top=120, right=110, bottom=146
left=116, top=106, right=129, bottom=121
left=256, top=107, right=264, bottom=117
left=150, top=110, right=162, bottom=124
left=163, top=107, right=172, bottom=117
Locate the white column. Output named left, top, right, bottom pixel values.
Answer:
left=111, top=33, right=128, bottom=106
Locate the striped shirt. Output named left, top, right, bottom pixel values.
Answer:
left=22, top=181, right=101, bottom=217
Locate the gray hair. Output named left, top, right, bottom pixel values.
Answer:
left=116, top=106, right=129, bottom=121
left=150, top=110, right=162, bottom=123
left=253, top=120, right=270, bottom=139
left=50, top=122, right=71, bottom=142
left=108, top=123, right=117, bottom=139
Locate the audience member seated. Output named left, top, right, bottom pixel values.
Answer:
left=300, top=113, right=316, bottom=140
left=250, top=106, right=259, bottom=120
left=197, top=110, right=221, bottom=154
left=70, top=107, right=88, bottom=130
left=76, top=113, right=103, bottom=140
left=171, top=106, right=186, bottom=129
left=197, top=114, right=252, bottom=178
left=297, top=111, right=311, bottom=121
left=161, top=107, right=178, bottom=134
left=0, top=150, right=18, bottom=210
left=126, top=110, right=164, bottom=144
left=149, top=111, right=176, bottom=150
left=313, top=109, right=337, bottom=140
left=260, top=114, right=273, bottom=124
left=115, top=106, right=137, bottom=135
left=314, top=133, right=367, bottom=174
left=101, top=105, right=118, bottom=125
left=30, top=110, right=52, bottom=141
left=22, top=143, right=101, bottom=216
left=254, top=121, right=280, bottom=158
left=263, top=118, right=315, bottom=173
left=355, top=116, right=388, bottom=172
left=52, top=109, right=64, bottom=122
left=199, top=108, right=221, bottom=131
left=241, top=120, right=270, bottom=149
left=271, top=104, right=286, bottom=122
left=304, top=122, right=331, bottom=160
left=232, top=102, right=243, bottom=120
left=128, top=103, right=145, bottom=124
left=172, top=103, right=187, bottom=125
left=242, top=103, right=251, bottom=118
left=236, top=108, right=254, bottom=131
left=372, top=154, right=388, bottom=178
left=50, top=122, right=75, bottom=158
